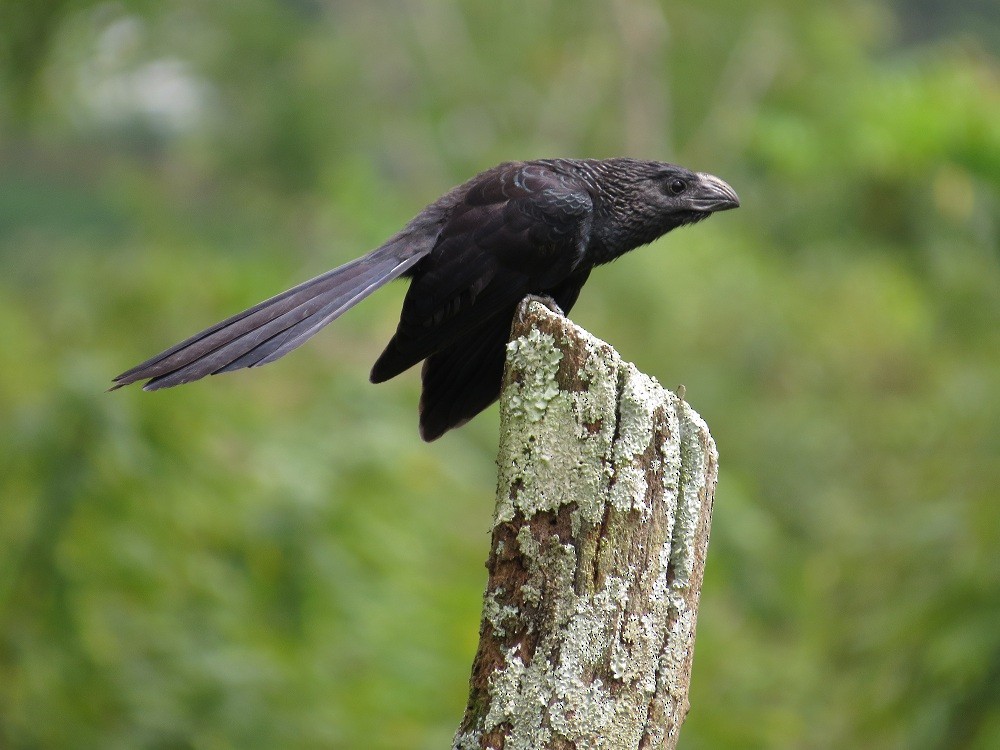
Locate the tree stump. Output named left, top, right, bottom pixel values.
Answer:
left=454, top=299, right=717, bottom=750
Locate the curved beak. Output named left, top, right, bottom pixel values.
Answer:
left=690, top=173, right=741, bottom=212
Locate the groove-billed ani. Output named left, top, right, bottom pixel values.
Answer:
left=112, top=158, right=739, bottom=440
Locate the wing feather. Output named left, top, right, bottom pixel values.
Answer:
left=371, top=163, right=593, bottom=383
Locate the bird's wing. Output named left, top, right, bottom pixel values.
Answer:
left=370, top=162, right=594, bottom=383
left=416, top=267, right=593, bottom=441
left=417, top=313, right=512, bottom=441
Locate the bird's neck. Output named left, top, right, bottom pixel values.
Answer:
left=561, top=159, right=677, bottom=265
left=588, top=217, right=675, bottom=266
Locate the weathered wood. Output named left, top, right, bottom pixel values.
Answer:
left=454, top=299, right=717, bottom=750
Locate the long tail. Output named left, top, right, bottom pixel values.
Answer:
left=112, top=242, right=427, bottom=390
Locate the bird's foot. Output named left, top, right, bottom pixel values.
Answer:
left=522, top=294, right=565, bottom=316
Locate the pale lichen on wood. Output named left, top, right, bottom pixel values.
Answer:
left=454, top=299, right=718, bottom=750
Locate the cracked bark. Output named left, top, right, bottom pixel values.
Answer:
left=453, top=299, right=717, bottom=750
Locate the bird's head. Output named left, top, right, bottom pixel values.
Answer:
left=634, top=162, right=740, bottom=228
left=590, top=159, right=740, bottom=255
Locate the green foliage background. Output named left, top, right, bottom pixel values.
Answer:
left=2, top=1, right=999, bottom=748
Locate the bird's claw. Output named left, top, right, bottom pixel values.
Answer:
left=522, top=294, right=565, bottom=316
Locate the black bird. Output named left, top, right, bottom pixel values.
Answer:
left=112, top=158, right=739, bottom=440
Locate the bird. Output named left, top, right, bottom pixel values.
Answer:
left=112, top=158, right=739, bottom=440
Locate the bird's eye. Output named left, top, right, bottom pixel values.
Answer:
left=667, top=179, right=687, bottom=196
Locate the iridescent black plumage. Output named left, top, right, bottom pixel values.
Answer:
left=113, top=158, right=739, bottom=440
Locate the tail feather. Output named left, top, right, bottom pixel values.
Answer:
left=112, top=243, right=426, bottom=390
left=213, top=297, right=352, bottom=374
